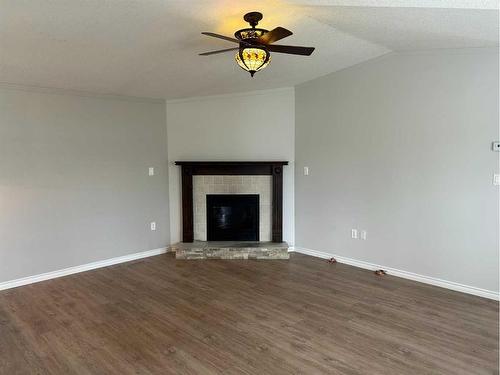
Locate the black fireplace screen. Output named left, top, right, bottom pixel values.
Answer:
left=206, top=194, right=259, bottom=241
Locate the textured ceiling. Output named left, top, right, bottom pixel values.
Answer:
left=0, top=0, right=498, bottom=99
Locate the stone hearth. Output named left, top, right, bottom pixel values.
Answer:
left=171, top=241, right=289, bottom=260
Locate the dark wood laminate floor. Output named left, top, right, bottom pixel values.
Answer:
left=0, top=253, right=498, bottom=375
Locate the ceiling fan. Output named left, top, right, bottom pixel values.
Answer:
left=199, top=12, right=315, bottom=77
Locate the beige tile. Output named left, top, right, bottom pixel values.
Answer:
left=203, top=176, right=214, bottom=184
left=241, top=176, right=252, bottom=184
left=240, top=186, right=251, bottom=194
left=262, top=220, right=272, bottom=228
left=260, top=194, right=271, bottom=205
left=194, top=191, right=203, bottom=201
left=216, top=185, right=224, bottom=192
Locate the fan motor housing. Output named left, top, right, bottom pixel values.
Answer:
left=234, top=28, right=268, bottom=42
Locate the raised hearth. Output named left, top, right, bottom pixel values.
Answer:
left=172, top=241, right=289, bottom=260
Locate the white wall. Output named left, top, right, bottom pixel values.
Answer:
left=295, top=48, right=499, bottom=293
left=167, top=88, right=295, bottom=245
left=0, top=87, right=170, bottom=283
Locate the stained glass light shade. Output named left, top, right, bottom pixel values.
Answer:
left=235, top=47, right=271, bottom=77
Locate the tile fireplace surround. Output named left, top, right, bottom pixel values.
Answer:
left=173, top=161, right=289, bottom=260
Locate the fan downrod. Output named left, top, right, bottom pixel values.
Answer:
left=243, top=12, right=263, bottom=28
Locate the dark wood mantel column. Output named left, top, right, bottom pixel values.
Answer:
left=181, top=165, right=194, bottom=242
left=271, top=164, right=284, bottom=243
left=175, top=161, right=288, bottom=243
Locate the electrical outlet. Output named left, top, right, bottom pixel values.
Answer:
left=304, top=166, right=309, bottom=176
left=150, top=222, right=156, bottom=231
left=351, top=229, right=358, bottom=239
left=494, top=174, right=500, bottom=186
left=148, top=167, right=155, bottom=176
left=360, top=230, right=367, bottom=240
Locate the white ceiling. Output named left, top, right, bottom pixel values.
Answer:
left=0, top=0, right=498, bottom=99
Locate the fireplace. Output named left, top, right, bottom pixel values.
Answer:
left=207, top=194, right=259, bottom=241
left=174, top=161, right=288, bottom=243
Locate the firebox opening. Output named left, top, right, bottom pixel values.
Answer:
left=206, top=194, right=259, bottom=241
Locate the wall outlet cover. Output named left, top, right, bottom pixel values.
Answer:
left=351, top=229, right=358, bottom=239
left=494, top=174, right=500, bottom=186
left=148, top=167, right=155, bottom=176
left=150, top=222, right=156, bottom=231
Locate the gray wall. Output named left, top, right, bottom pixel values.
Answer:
left=295, top=48, right=499, bottom=292
left=166, top=88, right=295, bottom=245
left=0, top=87, right=170, bottom=283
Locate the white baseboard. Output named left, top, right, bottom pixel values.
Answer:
left=0, top=247, right=167, bottom=291
left=3, top=246, right=497, bottom=301
left=290, top=247, right=499, bottom=301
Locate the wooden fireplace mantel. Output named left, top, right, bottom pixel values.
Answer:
left=174, top=161, right=288, bottom=243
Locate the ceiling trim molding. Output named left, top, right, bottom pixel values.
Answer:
left=290, top=0, right=499, bottom=10
left=166, top=87, right=294, bottom=105
left=0, top=82, right=165, bottom=104
left=390, top=45, right=500, bottom=55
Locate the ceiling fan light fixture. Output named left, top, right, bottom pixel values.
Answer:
left=235, top=47, right=270, bottom=77
left=200, top=11, right=314, bottom=77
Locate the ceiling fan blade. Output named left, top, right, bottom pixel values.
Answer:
left=199, top=47, right=239, bottom=56
left=257, top=27, right=293, bottom=44
left=201, top=32, right=240, bottom=44
left=267, top=44, right=315, bottom=56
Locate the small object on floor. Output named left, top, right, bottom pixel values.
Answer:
left=327, top=257, right=337, bottom=264
left=374, top=269, right=387, bottom=276
left=166, top=346, right=176, bottom=354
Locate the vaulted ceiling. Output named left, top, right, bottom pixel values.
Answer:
left=0, top=0, right=498, bottom=99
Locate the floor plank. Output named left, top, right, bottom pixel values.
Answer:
left=0, top=253, right=498, bottom=374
